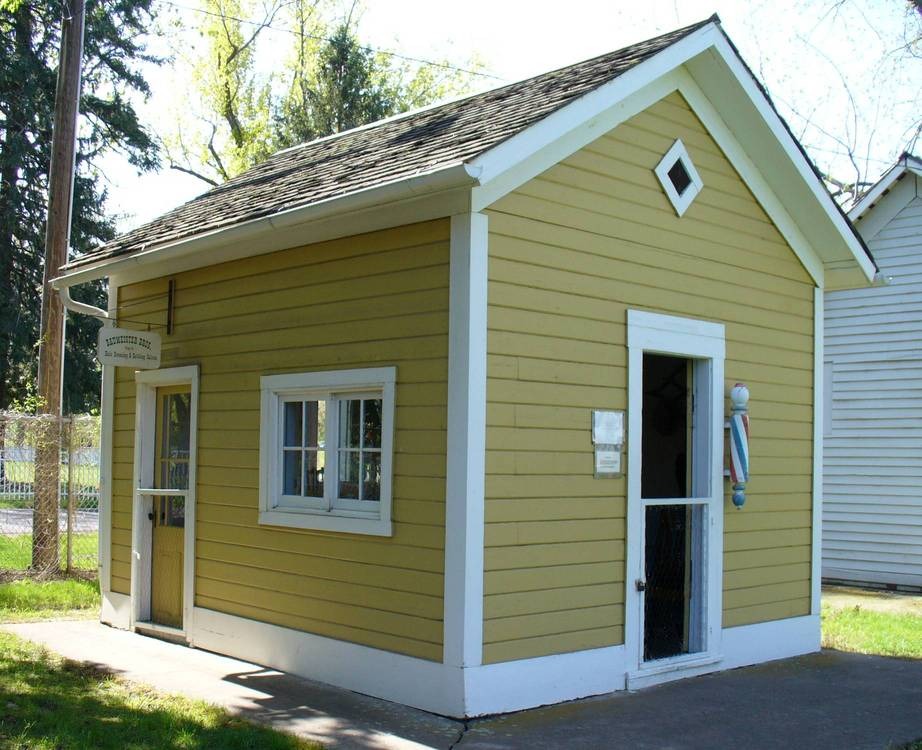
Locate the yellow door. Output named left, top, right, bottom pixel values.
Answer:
left=151, top=386, right=191, bottom=628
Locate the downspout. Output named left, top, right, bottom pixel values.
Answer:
left=56, top=284, right=111, bottom=321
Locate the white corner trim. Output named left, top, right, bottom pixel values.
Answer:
left=97, top=281, right=119, bottom=594
left=100, top=590, right=131, bottom=630
left=444, top=212, right=488, bottom=669
left=189, top=606, right=464, bottom=717
left=811, top=288, right=823, bottom=615
left=130, top=364, right=200, bottom=635
left=654, top=138, right=703, bottom=217
left=464, top=646, right=626, bottom=716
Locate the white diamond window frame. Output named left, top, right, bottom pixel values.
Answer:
left=655, top=139, right=703, bottom=217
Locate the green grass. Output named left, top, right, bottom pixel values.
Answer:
left=0, top=532, right=98, bottom=571
left=822, top=604, right=922, bottom=659
left=1, top=460, right=99, bottom=487
left=0, top=632, right=318, bottom=749
left=0, top=578, right=100, bottom=622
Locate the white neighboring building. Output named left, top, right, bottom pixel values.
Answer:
left=824, top=153, right=922, bottom=590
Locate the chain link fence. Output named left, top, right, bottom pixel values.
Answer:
left=0, top=412, right=100, bottom=580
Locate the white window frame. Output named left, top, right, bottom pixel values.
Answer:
left=654, top=138, right=704, bottom=217
left=259, top=367, right=396, bottom=536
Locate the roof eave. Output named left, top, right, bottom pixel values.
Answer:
left=685, top=33, right=875, bottom=287
left=54, top=162, right=480, bottom=288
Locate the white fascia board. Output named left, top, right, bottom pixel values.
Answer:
left=469, top=23, right=720, bottom=209
left=849, top=163, right=908, bottom=223
left=685, top=40, right=875, bottom=285
left=674, top=71, right=824, bottom=287
left=850, top=172, right=917, bottom=243
left=52, top=163, right=477, bottom=289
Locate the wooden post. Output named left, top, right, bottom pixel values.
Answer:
left=66, top=419, right=75, bottom=573
left=33, top=0, right=85, bottom=573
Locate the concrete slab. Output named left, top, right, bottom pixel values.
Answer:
left=458, top=651, right=922, bottom=750
left=4, top=619, right=922, bottom=749
left=1, top=620, right=462, bottom=750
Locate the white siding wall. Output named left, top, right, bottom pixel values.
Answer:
left=824, top=183, right=922, bottom=589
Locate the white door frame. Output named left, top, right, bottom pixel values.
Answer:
left=624, top=310, right=725, bottom=685
left=130, top=365, right=200, bottom=636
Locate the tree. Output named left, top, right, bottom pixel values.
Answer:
left=167, top=0, right=482, bottom=185
left=163, top=0, right=289, bottom=185
left=0, top=0, right=160, bottom=413
left=741, top=0, right=922, bottom=207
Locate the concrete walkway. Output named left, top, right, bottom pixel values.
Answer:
left=4, top=619, right=922, bottom=749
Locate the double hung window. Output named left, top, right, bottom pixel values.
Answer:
left=259, top=367, right=395, bottom=536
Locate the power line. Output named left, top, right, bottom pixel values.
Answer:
left=154, top=0, right=507, bottom=82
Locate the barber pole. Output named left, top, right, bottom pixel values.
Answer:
left=729, top=383, right=750, bottom=508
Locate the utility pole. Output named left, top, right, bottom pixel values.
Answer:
left=33, top=0, right=85, bottom=574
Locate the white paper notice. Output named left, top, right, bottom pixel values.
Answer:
left=594, top=448, right=621, bottom=475
left=592, top=410, right=624, bottom=445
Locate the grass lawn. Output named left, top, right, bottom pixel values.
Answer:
left=0, top=632, right=318, bottom=749
left=0, top=532, right=98, bottom=571
left=822, top=603, right=922, bottom=659
left=0, top=578, right=100, bottom=622
left=1, top=460, right=99, bottom=488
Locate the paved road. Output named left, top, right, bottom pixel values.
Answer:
left=0, top=507, right=99, bottom=535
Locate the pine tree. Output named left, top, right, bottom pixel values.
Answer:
left=0, top=0, right=159, bottom=413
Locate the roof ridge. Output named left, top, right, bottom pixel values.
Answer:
left=273, top=16, right=719, bottom=158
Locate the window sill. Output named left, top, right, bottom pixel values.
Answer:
left=258, top=508, right=392, bottom=537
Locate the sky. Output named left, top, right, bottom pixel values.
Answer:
left=98, top=0, right=921, bottom=233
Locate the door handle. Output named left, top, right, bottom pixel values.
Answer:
left=636, top=579, right=646, bottom=592
left=148, top=512, right=154, bottom=522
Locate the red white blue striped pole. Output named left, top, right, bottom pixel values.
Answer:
left=729, top=383, right=750, bottom=509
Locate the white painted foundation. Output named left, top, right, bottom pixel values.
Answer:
left=100, top=603, right=820, bottom=718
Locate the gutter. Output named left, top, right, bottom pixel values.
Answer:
left=52, top=162, right=482, bottom=290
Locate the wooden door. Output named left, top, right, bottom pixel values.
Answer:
left=150, top=386, right=191, bottom=628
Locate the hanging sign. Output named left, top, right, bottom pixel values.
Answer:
left=97, top=327, right=161, bottom=369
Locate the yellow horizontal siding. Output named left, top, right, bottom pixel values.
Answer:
left=109, top=219, right=450, bottom=660
left=482, top=91, right=815, bottom=663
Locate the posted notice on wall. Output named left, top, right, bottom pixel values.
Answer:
left=594, top=447, right=621, bottom=476
left=592, top=410, right=624, bottom=445
left=97, top=327, right=161, bottom=369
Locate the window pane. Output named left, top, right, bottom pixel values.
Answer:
left=363, top=399, right=382, bottom=448
left=305, top=450, right=324, bottom=498
left=340, top=399, right=361, bottom=449
left=165, top=460, right=189, bottom=490
left=284, top=402, right=303, bottom=447
left=283, top=450, right=302, bottom=495
left=305, top=400, right=325, bottom=448
left=338, top=450, right=359, bottom=499
left=167, top=393, right=192, bottom=455
left=166, top=497, right=185, bottom=528
left=362, top=452, right=381, bottom=502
